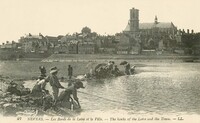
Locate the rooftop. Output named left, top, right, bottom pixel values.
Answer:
left=124, top=22, right=175, bottom=31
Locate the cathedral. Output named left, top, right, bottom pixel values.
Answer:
left=121, top=8, right=178, bottom=53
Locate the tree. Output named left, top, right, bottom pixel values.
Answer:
left=81, top=26, right=91, bottom=34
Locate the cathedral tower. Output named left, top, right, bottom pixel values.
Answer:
left=129, top=8, right=139, bottom=32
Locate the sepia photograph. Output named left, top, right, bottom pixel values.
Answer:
left=0, top=0, right=200, bottom=122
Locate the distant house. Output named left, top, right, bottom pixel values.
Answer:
left=115, top=33, right=130, bottom=45
left=45, top=36, right=60, bottom=53
left=78, top=41, right=95, bottom=54
left=115, top=33, right=139, bottom=54
left=193, top=44, right=200, bottom=55
left=99, top=48, right=116, bottom=54
left=59, top=36, right=68, bottom=44
left=54, top=44, right=68, bottom=54
left=22, top=33, right=48, bottom=53
left=116, top=47, right=129, bottom=54
left=129, top=46, right=140, bottom=54
left=175, top=30, right=182, bottom=44
left=0, top=41, right=18, bottom=49
left=0, top=41, right=22, bottom=60
left=68, top=40, right=79, bottom=54
left=45, top=36, right=59, bottom=48
left=101, top=36, right=115, bottom=48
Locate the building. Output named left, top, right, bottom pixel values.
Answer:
left=45, top=36, right=59, bottom=48
left=54, top=44, right=68, bottom=54
left=78, top=41, right=95, bottom=54
left=115, top=33, right=130, bottom=54
left=0, top=41, right=17, bottom=49
left=114, top=8, right=142, bottom=54
left=123, top=8, right=178, bottom=52
left=67, top=40, right=79, bottom=54
left=20, top=33, right=49, bottom=53
left=0, top=41, right=23, bottom=60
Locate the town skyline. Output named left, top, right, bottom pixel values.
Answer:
left=0, top=0, right=199, bottom=43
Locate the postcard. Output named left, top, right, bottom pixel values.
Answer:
left=0, top=0, right=200, bottom=123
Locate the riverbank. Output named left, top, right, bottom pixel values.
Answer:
left=1, top=53, right=200, bottom=62
left=0, top=75, right=80, bottom=117
left=0, top=58, right=199, bottom=82
left=42, top=54, right=200, bottom=62
left=1, top=61, right=200, bottom=117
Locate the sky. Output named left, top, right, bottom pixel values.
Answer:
left=0, top=0, right=199, bottom=43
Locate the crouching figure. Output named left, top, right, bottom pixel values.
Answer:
left=57, top=81, right=85, bottom=110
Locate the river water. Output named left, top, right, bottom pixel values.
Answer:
left=80, top=62, right=200, bottom=115
left=1, top=61, right=200, bottom=116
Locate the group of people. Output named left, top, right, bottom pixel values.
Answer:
left=93, top=61, right=136, bottom=78
left=33, top=61, right=135, bottom=111
left=94, top=61, right=121, bottom=78
left=32, top=65, right=84, bottom=111
left=124, top=62, right=136, bottom=75
left=107, top=61, right=121, bottom=76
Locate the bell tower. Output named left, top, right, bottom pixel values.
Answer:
left=129, top=8, right=139, bottom=32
